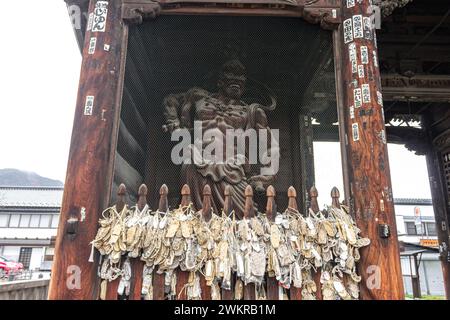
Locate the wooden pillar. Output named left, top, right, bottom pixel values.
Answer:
left=337, top=1, right=404, bottom=299
left=423, top=118, right=450, bottom=299
left=49, top=0, right=128, bottom=299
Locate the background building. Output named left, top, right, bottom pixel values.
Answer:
left=395, top=199, right=444, bottom=297
left=0, top=186, right=63, bottom=271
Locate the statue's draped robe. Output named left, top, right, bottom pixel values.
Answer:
left=165, top=89, right=272, bottom=219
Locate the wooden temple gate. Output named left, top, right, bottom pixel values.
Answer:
left=48, top=0, right=415, bottom=300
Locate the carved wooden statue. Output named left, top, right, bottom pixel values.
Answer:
left=162, top=59, right=278, bottom=218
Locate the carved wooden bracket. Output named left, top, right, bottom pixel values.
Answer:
left=121, top=0, right=341, bottom=28
left=122, top=0, right=162, bottom=24
left=303, top=7, right=340, bottom=30
left=433, top=129, right=450, bottom=152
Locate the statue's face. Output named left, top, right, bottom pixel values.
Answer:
left=218, top=72, right=246, bottom=100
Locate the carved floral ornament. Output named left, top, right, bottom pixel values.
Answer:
left=374, top=0, right=413, bottom=17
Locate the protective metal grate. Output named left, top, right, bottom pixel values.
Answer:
left=113, top=15, right=339, bottom=212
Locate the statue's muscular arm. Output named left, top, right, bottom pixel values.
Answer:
left=162, top=88, right=209, bottom=132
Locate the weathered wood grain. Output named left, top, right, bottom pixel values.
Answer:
left=339, top=1, right=404, bottom=300
left=48, top=0, right=128, bottom=300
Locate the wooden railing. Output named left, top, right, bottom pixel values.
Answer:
left=102, top=183, right=347, bottom=300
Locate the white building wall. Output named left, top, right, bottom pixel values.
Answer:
left=402, top=255, right=445, bottom=296
left=29, top=247, right=44, bottom=270
left=2, top=246, right=20, bottom=261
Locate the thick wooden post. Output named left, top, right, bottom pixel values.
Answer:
left=49, top=0, right=127, bottom=300
left=423, top=118, right=450, bottom=299
left=425, top=147, right=450, bottom=299
left=338, top=1, right=404, bottom=299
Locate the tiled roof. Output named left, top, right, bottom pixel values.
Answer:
left=394, top=198, right=432, bottom=205
left=0, top=186, right=63, bottom=208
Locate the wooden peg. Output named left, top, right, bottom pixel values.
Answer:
left=105, top=183, right=126, bottom=300
left=223, top=185, right=233, bottom=216
left=116, top=183, right=127, bottom=212
left=158, top=184, right=169, bottom=212
left=152, top=184, right=169, bottom=301
left=201, top=184, right=212, bottom=222
left=310, top=184, right=322, bottom=300
left=221, top=187, right=236, bottom=301
left=180, top=184, right=191, bottom=207
left=331, top=187, right=340, bottom=208
left=177, top=184, right=192, bottom=300
left=244, top=185, right=255, bottom=218
left=287, top=186, right=298, bottom=211
left=309, top=186, right=319, bottom=213
left=130, top=184, right=148, bottom=300
left=137, top=184, right=148, bottom=211
left=289, top=184, right=302, bottom=301
left=266, top=184, right=279, bottom=300
left=266, top=185, right=276, bottom=222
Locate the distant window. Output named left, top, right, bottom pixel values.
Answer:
left=29, top=215, right=40, bottom=228
left=51, top=215, right=59, bottom=228
left=426, top=222, right=437, bottom=236
left=18, top=247, right=32, bottom=270
left=0, top=214, right=9, bottom=227
left=405, top=222, right=417, bottom=235
left=19, top=215, right=31, bottom=228
left=39, top=215, right=51, bottom=228
left=9, top=214, right=20, bottom=228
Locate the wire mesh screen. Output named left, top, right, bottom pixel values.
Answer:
left=112, top=15, right=339, bottom=212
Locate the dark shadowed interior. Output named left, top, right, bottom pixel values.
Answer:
left=112, top=15, right=338, bottom=211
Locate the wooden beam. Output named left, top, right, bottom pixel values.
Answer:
left=114, top=153, right=144, bottom=199
left=118, top=120, right=146, bottom=172
left=48, top=0, right=128, bottom=300
left=338, top=2, right=404, bottom=300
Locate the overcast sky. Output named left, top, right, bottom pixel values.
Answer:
left=0, top=2, right=432, bottom=203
